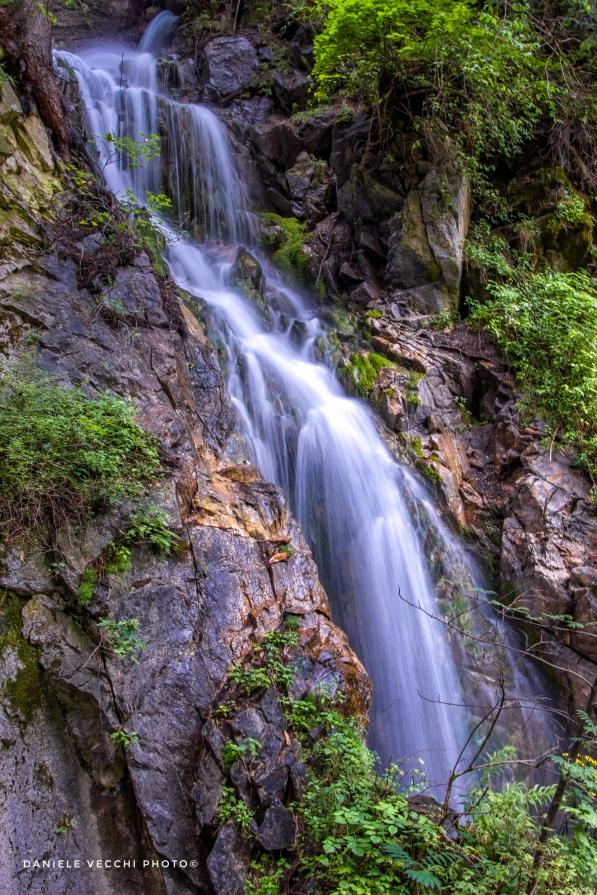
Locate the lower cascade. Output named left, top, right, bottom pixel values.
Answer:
left=55, top=12, right=556, bottom=794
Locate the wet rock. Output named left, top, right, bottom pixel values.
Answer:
left=200, top=36, right=258, bottom=104
left=207, top=822, right=250, bottom=895
left=230, top=247, right=265, bottom=312
left=255, top=800, right=296, bottom=850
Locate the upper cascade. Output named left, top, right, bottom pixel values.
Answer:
left=138, top=10, right=179, bottom=55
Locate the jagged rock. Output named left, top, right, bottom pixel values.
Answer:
left=0, top=82, right=22, bottom=125
left=250, top=119, right=302, bottom=169
left=295, top=108, right=336, bottom=157
left=350, top=280, right=378, bottom=305
left=200, top=36, right=258, bottom=104
left=207, top=822, right=250, bottom=895
left=330, top=111, right=371, bottom=186
left=272, top=68, right=308, bottom=113
left=255, top=800, right=296, bottom=850
left=337, top=165, right=404, bottom=223
left=385, top=167, right=470, bottom=312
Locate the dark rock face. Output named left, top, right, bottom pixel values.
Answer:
left=200, top=36, right=259, bottom=104
left=207, top=822, right=250, bottom=895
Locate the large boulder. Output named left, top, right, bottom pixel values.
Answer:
left=272, top=68, right=308, bottom=113
left=385, top=168, right=470, bottom=313
left=200, top=36, right=258, bottom=104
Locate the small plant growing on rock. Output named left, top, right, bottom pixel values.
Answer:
left=110, top=729, right=139, bottom=748
left=78, top=568, right=97, bottom=607
left=97, top=618, right=144, bottom=661
left=121, top=506, right=180, bottom=557
left=222, top=737, right=262, bottom=770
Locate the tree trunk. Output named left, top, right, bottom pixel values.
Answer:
left=0, top=0, right=69, bottom=155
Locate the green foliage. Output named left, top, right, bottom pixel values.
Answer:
left=469, top=270, right=597, bottom=479
left=229, top=625, right=300, bottom=695
left=55, top=815, right=73, bottom=835
left=222, top=737, right=262, bottom=770
left=121, top=505, right=180, bottom=556
left=103, top=132, right=161, bottom=170
left=465, top=221, right=515, bottom=282
left=218, top=785, right=254, bottom=832
left=550, top=191, right=593, bottom=231
left=259, top=212, right=312, bottom=283
left=0, top=372, right=161, bottom=534
left=344, top=351, right=393, bottom=398
left=220, top=618, right=595, bottom=895
left=291, top=1, right=596, bottom=181
left=110, top=729, right=139, bottom=748
left=295, top=0, right=553, bottom=164
left=78, top=568, right=97, bottom=607
left=97, top=617, right=144, bottom=661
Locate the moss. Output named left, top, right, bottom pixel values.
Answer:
left=258, top=212, right=312, bottom=284
left=345, top=351, right=394, bottom=398
left=0, top=593, right=43, bottom=722
left=78, top=568, right=97, bottom=606
left=420, top=462, right=441, bottom=487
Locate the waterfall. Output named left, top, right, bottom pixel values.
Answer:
left=56, top=14, right=558, bottom=794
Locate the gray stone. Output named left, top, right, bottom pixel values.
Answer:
left=255, top=800, right=296, bottom=850
left=207, top=822, right=250, bottom=895
left=272, top=68, right=308, bottom=113
left=201, top=36, right=258, bottom=104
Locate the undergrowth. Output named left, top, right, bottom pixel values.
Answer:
left=214, top=620, right=597, bottom=895
left=469, top=270, right=597, bottom=482
left=0, top=371, right=161, bottom=535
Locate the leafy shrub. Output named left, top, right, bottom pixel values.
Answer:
left=121, top=505, right=180, bottom=556
left=469, top=270, right=597, bottom=479
left=223, top=625, right=597, bottom=895
left=97, top=617, right=144, bottom=660
left=294, top=0, right=553, bottom=164
left=0, top=373, right=161, bottom=534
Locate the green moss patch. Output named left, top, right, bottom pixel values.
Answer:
left=0, top=593, right=42, bottom=722
left=344, top=351, right=394, bottom=398
left=259, top=212, right=312, bottom=284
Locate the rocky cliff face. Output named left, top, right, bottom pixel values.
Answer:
left=0, top=76, right=367, bottom=895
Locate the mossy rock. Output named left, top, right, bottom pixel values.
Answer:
left=0, top=592, right=43, bottom=723
left=343, top=351, right=394, bottom=399
left=258, top=212, right=312, bottom=284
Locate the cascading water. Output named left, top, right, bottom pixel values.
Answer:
left=56, top=13, right=558, bottom=793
